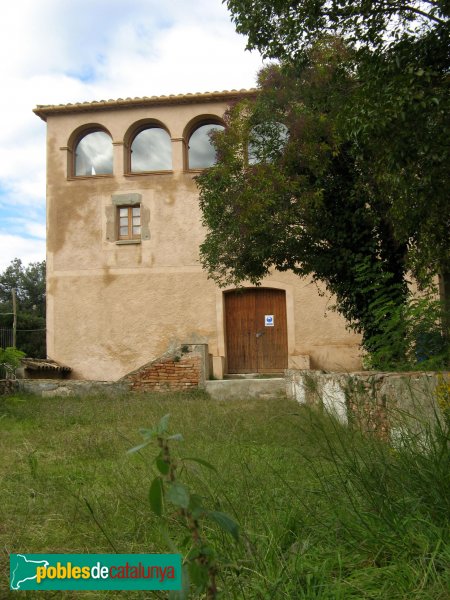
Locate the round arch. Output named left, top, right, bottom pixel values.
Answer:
left=124, top=119, right=173, bottom=173
left=68, top=124, right=113, bottom=177
left=183, top=114, right=225, bottom=170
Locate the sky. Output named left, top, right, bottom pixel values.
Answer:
left=0, top=0, right=264, bottom=271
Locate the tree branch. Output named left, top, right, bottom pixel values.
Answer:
left=379, top=1, right=448, bottom=25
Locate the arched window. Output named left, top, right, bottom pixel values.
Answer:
left=248, top=122, right=289, bottom=165
left=74, top=130, right=113, bottom=176
left=188, top=123, right=224, bottom=169
left=130, top=127, right=172, bottom=172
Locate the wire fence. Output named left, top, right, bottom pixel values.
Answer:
left=0, top=328, right=13, bottom=348
left=0, top=327, right=46, bottom=357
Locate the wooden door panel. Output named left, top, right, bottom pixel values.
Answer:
left=254, top=288, right=288, bottom=372
left=225, top=289, right=255, bottom=373
left=225, top=288, right=288, bottom=373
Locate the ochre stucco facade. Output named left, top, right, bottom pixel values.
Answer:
left=35, top=90, right=362, bottom=380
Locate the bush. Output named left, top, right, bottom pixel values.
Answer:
left=364, top=294, right=449, bottom=371
left=0, top=346, right=25, bottom=378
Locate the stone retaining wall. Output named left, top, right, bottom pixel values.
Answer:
left=286, top=370, right=447, bottom=438
left=17, top=379, right=130, bottom=397
left=0, top=379, right=16, bottom=396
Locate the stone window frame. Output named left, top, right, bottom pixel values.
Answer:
left=106, top=193, right=150, bottom=245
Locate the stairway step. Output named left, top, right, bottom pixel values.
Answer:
left=205, top=378, right=285, bottom=400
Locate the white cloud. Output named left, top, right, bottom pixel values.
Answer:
left=0, top=235, right=46, bottom=271
left=23, top=223, right=46, bottom=240
left=96, top=21, right=261, bottom=98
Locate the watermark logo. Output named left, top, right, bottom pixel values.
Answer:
left=10, top=554, right=182, bottom=591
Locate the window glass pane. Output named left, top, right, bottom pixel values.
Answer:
left=188, top=124, right=224, bottom=169
left=75, top=131, right=113, bottom=176
left=118, top=204, right=142, bottom=239
left=248, top=122, right=289, bottom=165
left=131, top=127, right=172, bottom=172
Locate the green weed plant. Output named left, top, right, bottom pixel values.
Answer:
left=128, top=414, right=239, bottom=599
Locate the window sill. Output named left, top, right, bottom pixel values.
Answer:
left=115, top=239, right=141, bottom=245
left=124, top=170, right=173, bottom=177
left=67, top=174, right=114, bottom=181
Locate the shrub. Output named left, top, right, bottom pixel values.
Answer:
left=0, top=346, right=25, bottom=378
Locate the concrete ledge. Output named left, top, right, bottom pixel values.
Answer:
left=12, top=376, right=287, bottom=401
left=17, top=379, right=130, bottom=397
left=205, top=378, right=285, bottom=401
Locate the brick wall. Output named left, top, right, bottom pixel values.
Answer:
left=9, top=345, right=208, bottom=397
left=122, top=345, right=206, bottom=392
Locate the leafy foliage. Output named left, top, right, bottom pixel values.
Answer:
left=198, top=2, right=450, bottom=367
left=198, top=42, right=410, bottom=361
left=0, top=258, right=46, bottom=314
left=0, top=259, right=46, bottom=357
left=224, top=0, right=450, bottom=298
left=226, top=0, right=449, bottom=59
left=363, top=293, right=450, bottom=370
left=346, top=29, right=450, bottom=289
left=0, top=346, right=26, bottom=378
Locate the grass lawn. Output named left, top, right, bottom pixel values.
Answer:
left=1, top=390, right=449, bottom=599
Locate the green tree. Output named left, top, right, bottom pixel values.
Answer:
left=349, top=31, right=450, bottom=296
left=224, top=0, right=450, bottom=319
left=226, top=0, right=449, bottom=58
left=198, top=42, right=411, bottom=364
left=0, top=259, right=46, bottom=358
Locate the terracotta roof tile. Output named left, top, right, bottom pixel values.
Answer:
left=33, top=89, right=258, bottom=121
left=21, top=358, right=72, bottom=372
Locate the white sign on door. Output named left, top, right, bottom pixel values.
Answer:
left=265, top=315, right=274, bottom=327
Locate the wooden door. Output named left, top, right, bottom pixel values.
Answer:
left=225, top=288, right=288, bottom=373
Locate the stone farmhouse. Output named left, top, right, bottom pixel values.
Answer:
left=34, top=90, right=362, bottom=381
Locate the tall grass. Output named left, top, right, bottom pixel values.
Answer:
left=0, top=389, right=448, bottom=599
left=292, top=407, right=449, bottom=599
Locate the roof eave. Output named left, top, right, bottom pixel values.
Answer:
left=33, top=88, right=258, bottom=122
